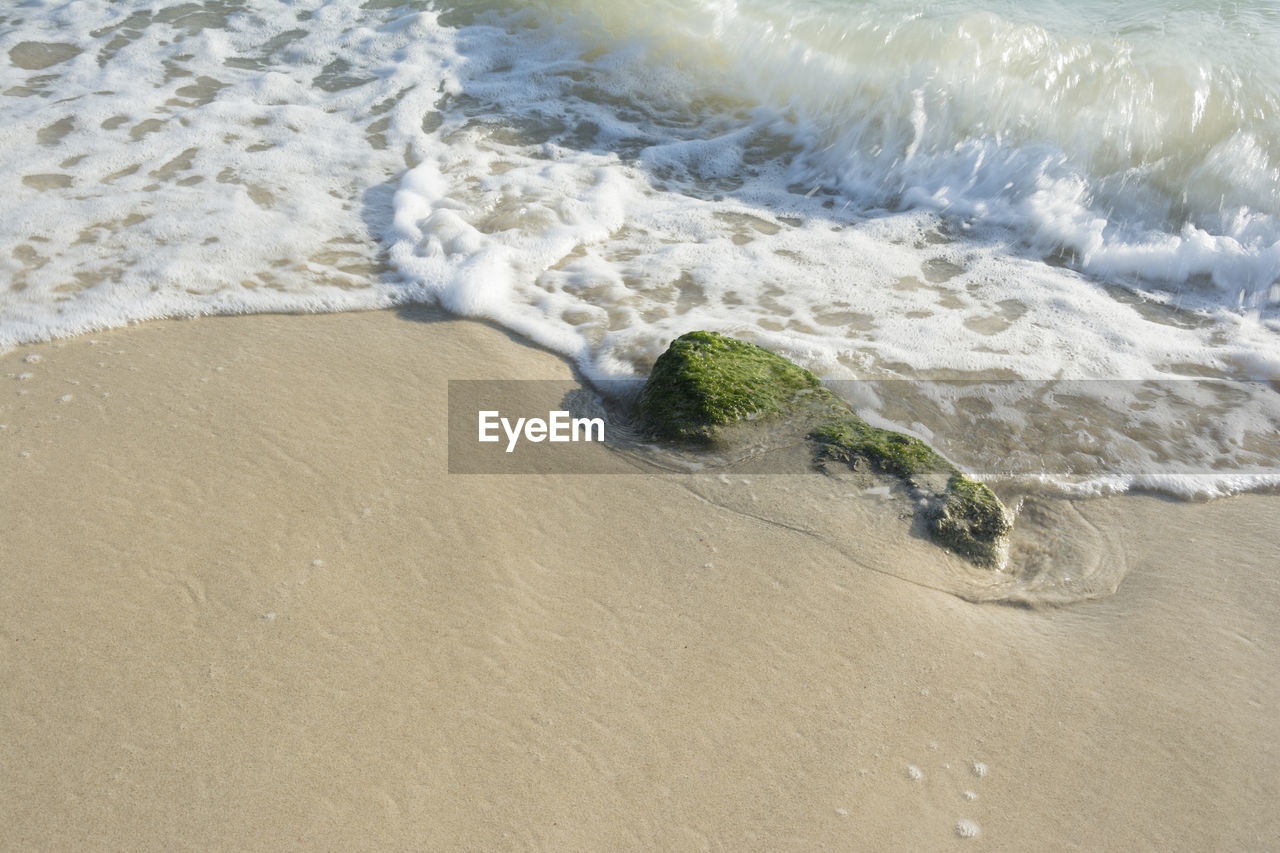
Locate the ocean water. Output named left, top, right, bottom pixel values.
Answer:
left=3, top=0, right=1279, bottom=495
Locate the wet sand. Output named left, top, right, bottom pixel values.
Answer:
left=2, top=307, right=1277, bottom=850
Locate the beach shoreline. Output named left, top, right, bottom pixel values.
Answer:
left=2, top=307, right=1277, bottom=850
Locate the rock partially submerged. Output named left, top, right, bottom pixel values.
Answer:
left=637, top=331, right=1011, bottom=567
left=810, top=420, right=1010, bottom=567
left=636, top=330, right=827, bottom=443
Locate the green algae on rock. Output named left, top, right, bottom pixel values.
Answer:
left=929, top=473, right=1012, bottom=566
left=636, top=330, right=828, bottom=443
left=637, top=330, right=1012, bottom=567
left=810, top=421, right=1010, bottom=566
left=808, top=418, right=951, bottom=481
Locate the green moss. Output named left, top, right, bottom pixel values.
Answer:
left=636, top=330, right=826, bottom=442
left=929, top=474, right=1012, bottom=567
left=810, top=418, right=1009, bottom=565
left=637, top=331, right=1012, bottom=567
left=809, top=418, right=951, bottom=481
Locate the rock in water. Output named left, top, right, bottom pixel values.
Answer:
left=637, top=331, right=1011, bottom=567
left=636, top=330, right=827, bottom=443
left=809, top=419, right=1011, bottom=567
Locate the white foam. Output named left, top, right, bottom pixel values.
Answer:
left=0, top=2, right=459, bottom=348
left=383, top=1, right=1280, bottom=390
left=1043, top=473, right=1280, bottom=501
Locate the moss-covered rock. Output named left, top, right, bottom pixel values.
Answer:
left=636, top=330, right=827, bottom=443
left=809, top=418, right=1010, bottom=567
left=637, top=330, right=1012, bottom=567
left=809, top=418, right=951, bottom=481
left=928, top=473, right=1011, bottom=566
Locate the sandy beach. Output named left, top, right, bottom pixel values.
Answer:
left=5, top=0, right=1280, bottom=847
left=2, top=307, right=1277, bottom=850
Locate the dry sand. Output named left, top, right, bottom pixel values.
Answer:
left=2, top=306, right=1277, bottom=850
